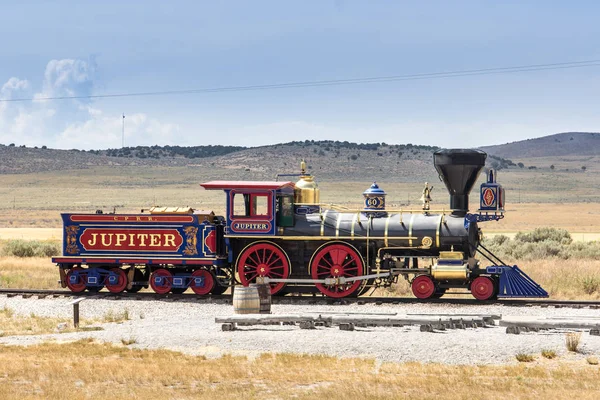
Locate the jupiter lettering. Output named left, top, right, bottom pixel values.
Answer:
left=81, top=229, right=183, bottom=252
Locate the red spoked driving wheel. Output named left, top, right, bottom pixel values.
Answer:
left=149, top=268, right=173, bottom=295
left=471, top=276, right=496, bottom=301
left=310, top=243, right=364, bottom=298
left=190, top=269, right=215, bottom=295
left=411, top=275, right=436, bottom=299
left=106, top=268, right=128, bottom=294
left=237, top=242, right=290, bottom=295
left=66, top=267, right=87, bottom=293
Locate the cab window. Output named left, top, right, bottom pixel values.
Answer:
left=232, top=192, right=271, bottom=218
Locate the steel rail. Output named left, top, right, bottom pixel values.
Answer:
left=1, top=288, right=599, bottom=309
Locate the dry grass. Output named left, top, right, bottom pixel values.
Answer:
left=565, top=333, right=582, bottom=352
left=515, top=353, right=535, bottom=363
left=541, top=349, right=557, bottom=360
left=587, top=356, right=599, bottom=365
left=102, top=308, right=131, bottom=323
left=0, top=256, right=59, bottom=289
left=0, top=306, right=80, bottom=336
left=523, top=260, right=600, bottom=300
left=0, top=341, right=600, bottom=400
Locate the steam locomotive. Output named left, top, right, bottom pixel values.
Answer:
left=52, top=149, right=548, bottom=300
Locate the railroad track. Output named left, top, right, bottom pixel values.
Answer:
left=1, top=288, right=600, bottom=309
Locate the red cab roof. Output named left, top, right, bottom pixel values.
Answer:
left=200, top=181, right=295, bottom=190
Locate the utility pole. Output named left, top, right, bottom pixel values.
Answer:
left=122, top=113, right=125, bottom=148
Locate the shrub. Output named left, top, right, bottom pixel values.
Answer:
left=514, top=227, right=572, bottom=244
left=1, top=240, right=60, bottom=257
left=541, top=349, right=557, bottom=359
left=515, top=353, right=535, bottom=362
left=581, top=276, right=600, bottom=295
left=480, top=228, right=600, bottom=261
left=565, top=332, right=582, bottom=352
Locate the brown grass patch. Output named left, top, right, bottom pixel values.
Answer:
left=0, top=256, right=59, bottom=289
left=0, top=306, right=80, bottom=336
left=1, top=341, right=600, bottom=399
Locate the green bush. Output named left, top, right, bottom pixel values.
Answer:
left=482, top=228, right=600, bottom=261
left=514, top=227, right=572, bottom=245
left=1, top=239, right=60, bottom=258
left=581, top=275, right=600, bottom=295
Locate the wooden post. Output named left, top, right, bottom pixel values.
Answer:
left=71, top=298, right=85, bottom=328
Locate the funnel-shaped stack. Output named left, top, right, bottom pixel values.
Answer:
left=433, top=149, right=487, bottom=216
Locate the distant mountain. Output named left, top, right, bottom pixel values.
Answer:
left=480, top=132, right=600, bottom=158
left=0, top=139, right=512, bottom=181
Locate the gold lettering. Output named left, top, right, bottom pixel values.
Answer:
left=137, top=234, right=149, bottom=246
left=149, top=234, right=161, bottom=247
left=87, top=233, right=98, bottom=247
left=114, top=216, right=118, bottom=221
left=101, top=233, right=112, bottom=247
left=136, top=216, right=141, bottom=221
left=164, top=234, right=176, bottom=248
left=129, top=233, right=135, bottom=246
left=147, top=216, right=153, bottom=221
left=115, top=233, right=127, bottom=247
left=124, top=216, right=129, bottom=221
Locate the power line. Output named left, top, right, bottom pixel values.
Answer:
left=1, top=59, right=599, bottom=103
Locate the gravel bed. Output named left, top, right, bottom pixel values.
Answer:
left=1, top=295, right=600, bottom=365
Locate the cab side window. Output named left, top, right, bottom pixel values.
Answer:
left=231, top=192, right=271, bottom=218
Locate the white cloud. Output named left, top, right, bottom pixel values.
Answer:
left=0, top=58, right=179, bottom=149
left=57, top=110, right=180, bottom=150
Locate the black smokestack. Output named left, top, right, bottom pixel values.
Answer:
left=433, top=149, right=487, bottom=216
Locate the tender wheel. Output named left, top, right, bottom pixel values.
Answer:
left=149, top=269, right=173, bottom=294
left=190, top=269, right=215, bottom=295
left=471, top=276, right=497, bottom=301
left=411, top=275, right=436, bottom=299
left=66, top=267, right=87, bottom=293
left=310, top=243, right=364, bottom=298
left=237, top=242, right=290, bottom=295
left=106, top=268, right=128, bottom=294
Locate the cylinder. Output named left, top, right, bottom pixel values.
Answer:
left=431, top=263, right=468, bottom=280
left=250, top=283, right=272, bottom=314
left=232, top=286, right=261, bottom=314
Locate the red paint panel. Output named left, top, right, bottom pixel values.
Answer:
left=70, top=215, right=194, bottom=223
left=201, top=181, right=294, bottom=190
left=52, top=258, right=83, bottom=263
left=80, top=228, right=184, bottom=252
left=204, top=230, right=216, bottom=253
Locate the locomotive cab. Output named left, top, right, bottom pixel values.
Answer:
left=200, top=181, right=296, bottom=236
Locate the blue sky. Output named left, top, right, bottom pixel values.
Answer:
left=0, top=1, right=599, bottom=149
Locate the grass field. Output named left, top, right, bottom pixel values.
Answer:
left=0, top=340, right=599, bottom=400
left=0, top=160, right=599, bottom=228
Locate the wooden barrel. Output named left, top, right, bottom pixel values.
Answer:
left=232, top=286, right=260, bottom=314
left=250, top=283, right=272, bottom=314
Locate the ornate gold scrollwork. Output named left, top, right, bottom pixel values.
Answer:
left=183, top=226, right=199, bottom=256
left=421, top=236, right=433, bottom=248
left=65, top=225, right=80, bottom=254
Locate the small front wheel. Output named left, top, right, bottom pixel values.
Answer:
left=470, top=276, right=497, bottom=301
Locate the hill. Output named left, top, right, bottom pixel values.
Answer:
left=480, top=132, right=600, bottom=158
